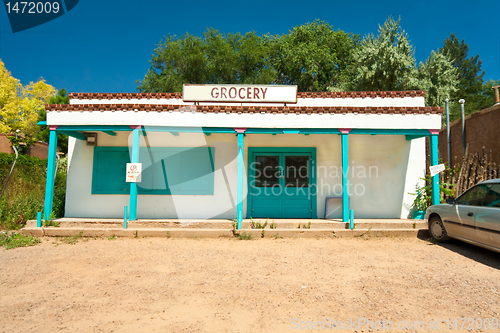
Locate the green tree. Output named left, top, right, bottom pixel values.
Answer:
left=270, top=20, right=358, bottom=92
left=417, top=51, right=459, bottom=108
left=35, top=88, right=69, bottom=153
left=137, top=29, right=275, bottom=92
left=439, top=33, right=486, bottom=119
left=478, top=79, right=500, bottom=107
left=349, top=17, right=420, bottom=91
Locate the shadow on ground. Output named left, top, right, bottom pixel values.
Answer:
left=418, top=229, right=500, bottom=270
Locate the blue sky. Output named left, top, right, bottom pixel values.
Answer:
left=1, top=0, right=498, bottom=93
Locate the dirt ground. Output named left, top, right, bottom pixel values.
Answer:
left=1, top=235, right=499, bottom=333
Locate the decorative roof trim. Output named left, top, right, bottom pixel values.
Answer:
left=68, top=90, right=426, bottom=100
left=46, top=104, right=443, bottom=115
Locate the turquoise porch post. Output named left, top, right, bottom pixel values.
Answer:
left=43, top=128, right=58, bottom=221
left=429, top=130, right=440, bottom=205
left=129, top=126, right=141, bottom=221
left=340, top=129, right=351, bottom=222
left=235, top=128, right=246, bottom=230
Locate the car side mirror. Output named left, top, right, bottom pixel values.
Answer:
left=446, top=197, right=456, bottom=204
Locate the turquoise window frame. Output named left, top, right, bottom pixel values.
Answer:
left=92, top=146, right=215, bottom=195
left=246, top=147, right=317, bottom=218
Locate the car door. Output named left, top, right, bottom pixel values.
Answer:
left=450, top=184, right=490, bottom=241
left=475, top=183, right=500, bottom=250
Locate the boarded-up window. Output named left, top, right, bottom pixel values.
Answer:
left=92, top=147, right=214, bottom=195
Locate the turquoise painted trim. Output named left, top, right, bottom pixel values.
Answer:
left=237, top=133, right=244, bottom=229
left=300, top=129, right=341, bottom=135
left=349, top=209, right=354, bottom=229
left=102, top=131, right=117, bottom=136
left=430, top=134, right=440, bottom=205
left=124, top=206, right=128, bottom=229
left=311, top=149, right=317, bottom=218
left=247, top=147, right=317, bottom=153
left=51, top=126, right=434, bottom=136
left=244, top=128, right=283, bottom=134
left=59, top=131, right=86, bottom=140
left=37, top=212, right=41, bottom=228
left=341, top=133, right=349, bottom=222
left=350, top=129, right=430, bottom=136
left=129, top=128, right=140, bottom=221
left=144, top=126, right=235, bottom=134
left=246, top=147, right=317, bottom=219
left=56, top=125, right=133, bottom=132
left=244, top=128, right=341, bottom=135
left=37, top=121, right=47, bottom=126
left=405, top=135, right=427, bottom=141
left=92, top=146, right=215, bottom=195
left=169, top=132, right=180, bottom=136
left=43, top=130, right=58, bottom=220
left=54, top=126, right=239, bottom=134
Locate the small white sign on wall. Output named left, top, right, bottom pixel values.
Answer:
left=429, top=164, right=445, bottom=177
left=126, top=163, right=142, bottom=183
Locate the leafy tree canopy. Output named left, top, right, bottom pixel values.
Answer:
left=36, top=88, right=69, bottom=153
left=137, top=29, right=275, bottom=92
left=439, top=33, right=484, bottom=101
left=348, top=17, right=420, bottom=92
left=438, top=33, right=492, bottom=120
left=271, top=20, right=358, bottom=92
left=417, top=51, right=459, bottom=108
left=0, top=60, right=56, bottom=140
left=137, top=18, right=493, bottom=122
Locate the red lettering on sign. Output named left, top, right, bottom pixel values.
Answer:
left=221, top=87, right=227, bottom=99
left=211, top=87, right=219, bottom=98
left=261, top=88, right=268, bottom=99
left=238, top=87, right=245, bottom=99
left=254, top=87, right=260, bottom=99
left=247, top=87, right=252, bottom=99
left=229, top=87, right=237, bottom=99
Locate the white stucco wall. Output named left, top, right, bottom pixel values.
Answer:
left=65, top=132, right=424, bottom=220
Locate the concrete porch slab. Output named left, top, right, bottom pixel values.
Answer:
left=22, top=218, right=428, bottom=238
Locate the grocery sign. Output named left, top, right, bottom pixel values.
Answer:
left=183, top=84, right=297, bottom=103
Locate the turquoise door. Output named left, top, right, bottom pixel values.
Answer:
left=248, top=148, right=316, bottom=218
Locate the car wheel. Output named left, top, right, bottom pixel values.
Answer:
left=429, top=216, right=449, bottom=242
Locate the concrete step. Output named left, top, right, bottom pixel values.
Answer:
left=21, top=226, right=428, bottom=239
left=25, top=219, right=427, bottom=230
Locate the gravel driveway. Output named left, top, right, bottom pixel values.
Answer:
left=1, top=236, right=499, bottom=332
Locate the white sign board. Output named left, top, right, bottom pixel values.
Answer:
left=126, top=163, right=142, bottom=183
left=429, top=164, right=445, bottom=177
left=183, top=84, right=297, bottom=103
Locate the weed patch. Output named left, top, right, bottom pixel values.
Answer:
left=58, top=232, right=83, bottom=245
left=0, top=231, right=41, bottom=249
left=250, top=218, right=268, bottom=229
left=238, top=232, right=253, bottom=240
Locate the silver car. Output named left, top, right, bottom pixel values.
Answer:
left=425, top=179, right=500, bottom=253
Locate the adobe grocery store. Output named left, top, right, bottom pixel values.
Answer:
left=41, top=84, right=442, bottom=228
